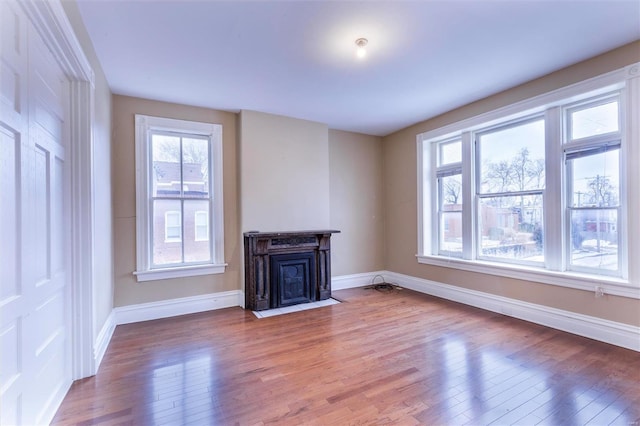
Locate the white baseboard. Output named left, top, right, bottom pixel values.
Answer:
left=94, top=310, right=116, bottom=372
left=113, top=290, right=242, bottom=325
left=385, top=270, right=640, bottom=352
left=331, top=270, right=388, bottom=290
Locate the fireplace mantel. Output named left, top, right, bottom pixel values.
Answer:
left=244, top=230, right=340, bottom=311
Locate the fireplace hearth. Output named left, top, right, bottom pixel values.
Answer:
left=244, top=230, right=339, bottom=311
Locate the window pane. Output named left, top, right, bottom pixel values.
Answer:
left=182, top=137, right=209, bottom=197
left=439, top=174, right=462, bottom=254
left=441, top=212, right=462, bottom=254
left=570, top=209, right=618, bottom=271
left=152, top=134, right=182, bottom=198
left=570, top=100, right=618, bottom=140
left=478, top=119, right=545, bottom=194
left=479, top=194, right=543, bottom=261
left=185, top=201, right=211, bottom=262
left=441, top=174, right=462, bottom=209
left=569, top=149, right=619, bottom=207
left=439, top=140, right=461, bottom=166
left=153, top=200, right=182, bottom=265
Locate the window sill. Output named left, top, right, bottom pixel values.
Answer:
left=416, top=254, right=639, bottom=299
left=134, top=263, right=227, bottom=282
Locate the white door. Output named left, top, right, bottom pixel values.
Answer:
left=1, top=1, right=72, bottom=424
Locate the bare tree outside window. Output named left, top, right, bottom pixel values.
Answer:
left=439, top=174, right=463, bottom=254
left=484, top=160, right=512, bottom=194
left=477, top=119, right=545, bottom=261
left=443, top=177, right=461, bottom=204
left=586, top=175, right=616, bottom=207
left=153, top=136, right=209, bottom=182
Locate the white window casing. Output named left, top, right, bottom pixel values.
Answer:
left=134, top=114, right=226, bottom=282
left=417, top=63, right=640, bottom=299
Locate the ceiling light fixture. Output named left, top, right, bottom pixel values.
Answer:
left=355, top=38, right=368, bottom=59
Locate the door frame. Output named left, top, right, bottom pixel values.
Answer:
left=21, top=0, right=97, bottom=380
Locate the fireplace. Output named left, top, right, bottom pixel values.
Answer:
left=244, top=230, right=339, bottom=311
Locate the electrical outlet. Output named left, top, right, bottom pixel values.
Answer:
left=595, top=286, right=605, bottom=298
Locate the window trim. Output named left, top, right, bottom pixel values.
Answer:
left=435, top=137, right=463, bottom=257
left=417, top=62, right=640, bottom=299
left=134, top=114, right=226, bottom=282
left=416, top=254, right=638, bottom=298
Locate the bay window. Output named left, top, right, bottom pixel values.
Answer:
left=417, top=65, right=639, bottom=297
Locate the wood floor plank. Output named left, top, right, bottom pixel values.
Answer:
left=52, top=287, right=640, bottom=425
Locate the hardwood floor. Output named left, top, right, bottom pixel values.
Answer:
left=52, top=287, right=640, bottom=425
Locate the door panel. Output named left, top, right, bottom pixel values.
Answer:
left=0, top=127, right=19, bottom=301
left=0, top=1, right=71, bottom=424
left=1, top=2, right=28, bottom=424
left=32, top=145, right=50, bottom=282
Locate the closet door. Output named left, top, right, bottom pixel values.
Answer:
left=1, top=1, right=72, bottom=424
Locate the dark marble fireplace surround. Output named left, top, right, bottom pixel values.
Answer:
left=244, top=230, right=339, bottom=311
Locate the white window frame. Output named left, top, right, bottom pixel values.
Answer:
left=417, top=63, right=640, bottom=299
left=563, top=94, right=623, bottom=277
left=134, top=114, right=226, bottom=282
left=435, top=137, right=463, bottom=258
left=194, top=210, right=209, bottom=242
left=474, top=115, right=546, bottom=267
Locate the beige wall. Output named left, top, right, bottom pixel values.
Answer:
left=110, top=105, right=385, bottom=308
left=382, top=41, right=640, bottom=326
left=239, top=110, right=330, bottom=232
left=112, top=95, right=239, bottom=307
left=66, top=6, right=639, bottom=329
left=61, top=0, right=114, bottom=337
left=329, top=130, right=384, bottom=276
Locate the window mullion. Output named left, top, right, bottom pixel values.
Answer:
left=461, top=132, right=474, bottom=260
left=146, top=130, right=154, bottom=270
left=147, top=195, right=154, bottom=268
left=623, top=76, right=639, bottom=283
left=179, top=137, right=186, bottom=263
left=180, top=199, right=185, bottom=263
left=207, top=136, right=215, bottom=258
left=429, top=141, right=438, bottom=255
left=545, top=106, right=563, bottom=271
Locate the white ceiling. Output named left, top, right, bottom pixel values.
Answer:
left=75, top=0, right=640, bottom=136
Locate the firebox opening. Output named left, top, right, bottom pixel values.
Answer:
left=270, top=252, right=317, bottom=308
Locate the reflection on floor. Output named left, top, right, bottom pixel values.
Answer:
left=51, top=287, right=640, bottom=425
left=252, top=298, right=340, bottom=318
